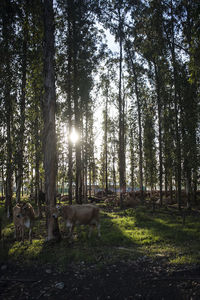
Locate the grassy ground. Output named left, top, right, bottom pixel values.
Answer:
left=0, top=199, right=200, bottom=271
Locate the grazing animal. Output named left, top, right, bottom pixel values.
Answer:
left=13, top=202, right=35, bottom=243
left=13, top=204, right=23, bottom=240
left=52, top=204, right=101, bottom=238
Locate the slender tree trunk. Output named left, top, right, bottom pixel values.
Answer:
left=3, top=14, right=13, bottom=218
left=112, top=142, right=117, bottom=194
left=84, top=108, right=89, bottom=202
left=136, top=85, right=144, bottom=203
left=193, top=170, right=197, bottom=205
left=68, top=139, right=73, bottom=204
left=72, top=12, right=82, bottom=204
left=154, top=63, right=163, bottom=206
left=5, top=111, right=12, bottom=218
left=43, top=0, right=60, bottom=241
left=170, top=0, right=182, bottom=210
left=127, top=49, right=144, bottom=202
left=16, top=6, right=28, bottom=203
left=170, top=178, right=173, bottom=202
left=130, top=129, right=135, bottom=192
left=185, top=166, right=191, bottom=209
left=35, top=98, right=41, bottom=216
left=105, top=89, right=108, bottom=195
left=31, top=165, right=34, bottom=194
left=92, top=152, right=96, bottom=187
left=89, top=157, right=92, bottom=197
left=67, top=0, right=73, bottom=205
left=118, top=10, right=126, bottom=207
left=1, top=166, right=5, bottom=197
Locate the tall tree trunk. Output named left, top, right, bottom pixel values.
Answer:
left=83, top=107, right=89, bottom=203
left=154, top=63, right=163, bottom=206
left=118, top=9, right=126, bottom=207
left=89, top=156, right=92, bottom=197
left=127, top=49, right=144, bottom=202
left=3, top=8, right=13, bottom=218
left=170, top=0, right=182, bottom=210
left=5, top=104, right=12, bottom=218
left=43, top=0, right=60, bottom=241
left=16, top=11, right=28, bottom=203
left=67, top=0, right=73, bottom=205
left=1, top=166, right=5, bottom=197
left=72, top=11, right=82, bottom=204
left=35, top=97, right=41, bottom=216
left=130, top=129, right=135, bottom=192
left=105, top=88, right=108, bottom=195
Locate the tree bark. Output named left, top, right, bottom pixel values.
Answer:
left=3, top=4, right=13, bottom=218
left=43, top=0, right=60, bottom=241
left=104, top=86, right=108, bottom=195
left=127, top=48, right=144, bottom=203
left=16, top=6, right=28, bottom=203
left=118, top=8, right=126, bottom=208
left=66, top=0, right=73, bottom=205
left=154, top=63, right=163, bottom=206
left=72, top=9, right=82, bottom=204
left=170, top=0, right=182, bottom=210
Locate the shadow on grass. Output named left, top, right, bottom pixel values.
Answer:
left=1, top=204, right=200, bottom=269
left=0, top=205, right=142, bottom=270
left=131, top=206, right=200, bottom=263
left=133, top=207, right=200, bottom=244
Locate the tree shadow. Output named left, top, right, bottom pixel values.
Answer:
left=132, top=206, right=200, bottom=257
left=0, top=205, right=142, bottom=268
left=2, top=204, right=199, bottom=269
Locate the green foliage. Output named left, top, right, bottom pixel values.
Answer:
left=1, top=205, right=200, bottom=270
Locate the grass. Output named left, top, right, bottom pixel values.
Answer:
left=0, top=200, right=200, bottom=270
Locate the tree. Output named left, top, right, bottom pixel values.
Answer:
left=15, top=0, right=29, bottom=203
left=56, top=0, right=103, bottom=203
left=126, top=46, right=144, bottom=202
left=0, top=0, right=17, bottom=217
left=143, top=100, right=157, bottom=192
left=42, top=0, right=60, bottom=241
left=100, top=0, right=127, bottom=205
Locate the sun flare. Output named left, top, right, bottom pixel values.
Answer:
left=69, top=128, right=79, bottom=144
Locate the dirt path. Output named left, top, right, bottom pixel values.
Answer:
left=1, top=258, right=200, bottom=299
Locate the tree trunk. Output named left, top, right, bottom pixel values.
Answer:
left=43, top=0, right=60, bottom=241
left=1, top=166, right=5, bottom=197
left=105, top=92, right=108, bottom=195
left=130, top=129, right=135, bottom=192
left=185, top=166, right=191, bottom=209
left=67, top=0, right=73, bottom=205
left=35, top=100, right=41, bottom=216
left=84, top=108, right=89, bottom=203
left=72, top=11, right=82, bottom=204
left=118, top=9, right=126, bottom=208
left=154, top=63, right=163, bottom=206
left=170, top=0, right=182, bottom=210
left=3, top=10, right=13, bottom=218
left=127, top=48, right=144, bottom=203
left=16, top=5, right=28, bottom=203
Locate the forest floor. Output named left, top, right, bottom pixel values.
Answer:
left=1, top=200, right=200, bottom=299
left=1, top=258, right=200, bottom=299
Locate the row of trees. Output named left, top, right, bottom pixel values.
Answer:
left=98, top=0, right=200, bottom=209
left=0, top=0, right=200, bottom=230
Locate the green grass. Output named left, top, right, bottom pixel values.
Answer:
left=1, top=202, right=200, bottom=270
